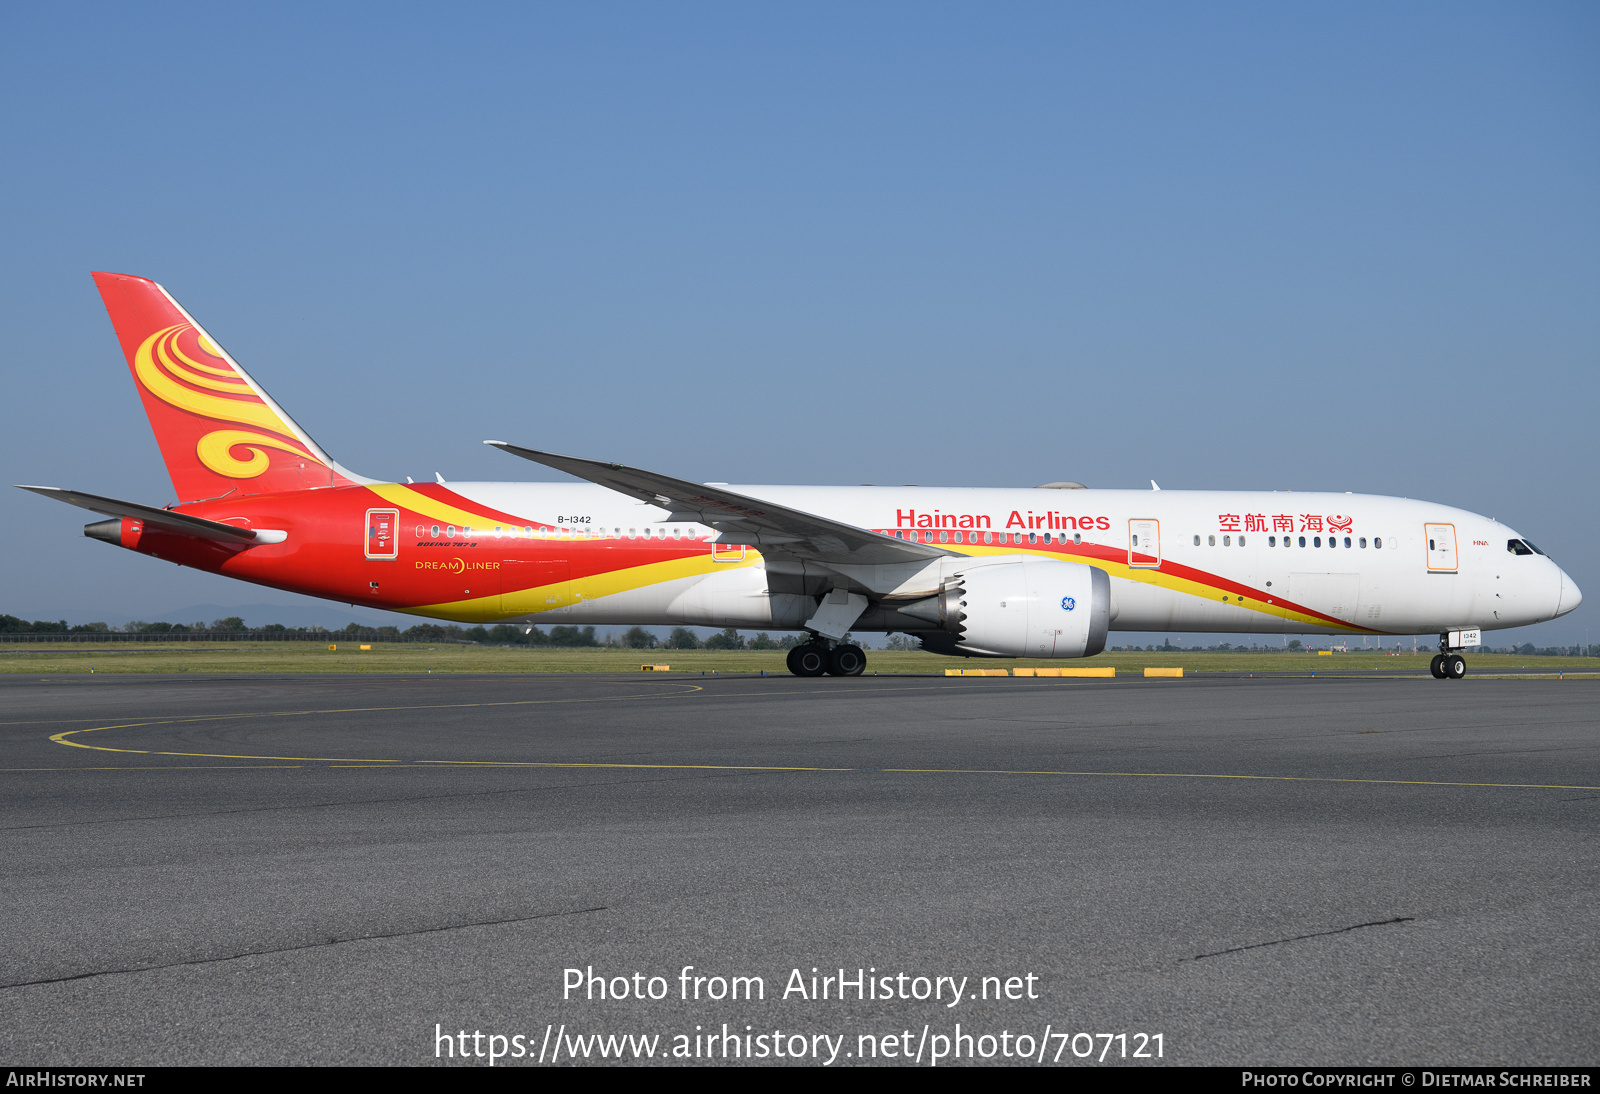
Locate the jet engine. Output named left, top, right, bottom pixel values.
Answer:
left=899, top=557, right=1111, bottom=658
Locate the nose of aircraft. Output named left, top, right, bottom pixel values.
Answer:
left=1556, top=568, right=1582, bottom=618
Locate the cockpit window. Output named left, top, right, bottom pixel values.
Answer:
left=1524, top=540, right=1546, bottom=555
left=1507, top=539, right=1535, bottom=556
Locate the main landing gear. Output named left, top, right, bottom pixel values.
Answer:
left=786, top=641, right=867, bottom=677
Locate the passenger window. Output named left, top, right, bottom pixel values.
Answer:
left=1429, top=538, right=1435, bottom=550
left=984, top=531, right=993, bottom=544
left=1344, top=536, right=1351, bottom=548
left=1359, top=537, right=1367, bottom=548
left=1207, top=535, right=1215, bottom=546
left=1193, top=535, right=1200, bottom=546
left=1074, top=533, right=1081, bottom=545
left=1374, top=537, right=1381, bottom=549
left=1223, top=535, right=1231, bottom=546
left=1239, top=535, right=1246, bottom=546
left=1298, top=536, right=1306, bottom=547
left=430, top=525, right=441, bottom=538
left=1269, top=536, right=1276, bottom=547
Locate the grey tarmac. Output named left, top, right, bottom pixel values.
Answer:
left=0, top=672, right=1595, bottom=1066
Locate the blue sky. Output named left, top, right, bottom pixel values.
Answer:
left=2, top=2, right=1596, bottom=644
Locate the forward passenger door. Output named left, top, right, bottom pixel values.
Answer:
left=1424, top=524, right=1457, bottom=573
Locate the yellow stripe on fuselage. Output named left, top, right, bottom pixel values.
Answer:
left=367, top=483, right=505, bottom=530
left=396, top=530, right=1367, bottom=633
left=404, top=549, right=758, bottom=622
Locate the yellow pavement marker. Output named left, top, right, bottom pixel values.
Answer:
left=1013, top=667, right=1116, bottom=677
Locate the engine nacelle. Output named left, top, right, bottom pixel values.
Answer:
left=921, top=557, right=1110, bottom=658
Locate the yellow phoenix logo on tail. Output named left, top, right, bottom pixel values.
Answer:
left=133, top=323, right=326, bottom=479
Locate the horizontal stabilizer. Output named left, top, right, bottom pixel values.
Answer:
left=15, top=486, right=271, bottom=543
left=484, top=442, right=950, bottom=568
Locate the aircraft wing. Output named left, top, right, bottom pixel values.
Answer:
left=15, top=486, right=264, bottom=542
left=484, top=442, right=951, bottom=567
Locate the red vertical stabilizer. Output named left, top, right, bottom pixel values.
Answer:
left=91, top=271, right=360, bottom=502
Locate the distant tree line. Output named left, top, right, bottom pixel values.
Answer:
left=609, top=627, right=809, bottom=651
left=0, top=614, right=820, bottom=650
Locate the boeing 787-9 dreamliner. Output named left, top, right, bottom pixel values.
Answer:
left=18, top=273, right=1583, bottom=678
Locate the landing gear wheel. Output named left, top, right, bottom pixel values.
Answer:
left=827, top=644, right=867, bottom=677
left=1445, top=654, right=1467, bottom=680
left=787, top=644, right=828, bottom=677
left=1429, top=654, right=1447, bottom=679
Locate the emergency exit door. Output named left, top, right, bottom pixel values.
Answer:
left=1128, top=519, right=1161, bottom=568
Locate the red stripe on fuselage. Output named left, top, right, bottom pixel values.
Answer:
left=135, top=484, right=709, bottom=613
left=877, top=530, right=1373, bottom=633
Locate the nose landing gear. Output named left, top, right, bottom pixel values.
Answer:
left=1430, top=635, right=1468, bottom=680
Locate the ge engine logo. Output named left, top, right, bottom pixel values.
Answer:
left=1061, top=596, right=1076, bottom=611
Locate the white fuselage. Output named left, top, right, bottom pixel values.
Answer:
left=432, top=481, right=1580, bottom=638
